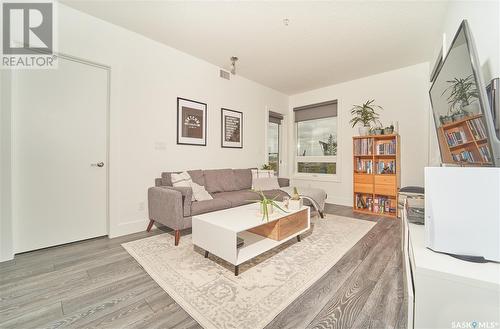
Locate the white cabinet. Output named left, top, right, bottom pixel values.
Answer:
left=402, top=210, right=500, bottom=329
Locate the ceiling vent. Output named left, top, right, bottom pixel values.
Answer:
left=219, top=69, right=230, bottom=80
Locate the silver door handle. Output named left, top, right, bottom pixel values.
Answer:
left=91, top=162, right=104, bottom=167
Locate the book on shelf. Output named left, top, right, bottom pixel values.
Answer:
left=354, top=138, right=373, bottom=155
left=451, top=150, right=476, bottom=163
left=366, top=196, right=373, bottom=211
left=445, top=130, right=468, bottom=147
left=478, top=145, right=492, bottom=162
left=355, top=194, right=367, bottom=209
left=466, top=118, right=487, bottom=140
left=356, top=194, right=373, bottom=211
left=372, top=196, right=395, bottom=214
left=356, top=159, right=373, bottom=173
left=376, top=140, right=396, bottom=155
left=376, top=160, right=395, bottom=174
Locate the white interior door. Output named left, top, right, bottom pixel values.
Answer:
left=12, top=56, right=108, bottom=253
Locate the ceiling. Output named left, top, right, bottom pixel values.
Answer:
left=61, top=1, right=448, bottom=95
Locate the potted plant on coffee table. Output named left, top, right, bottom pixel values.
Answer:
left=288, top=187, right=304, bottom=210
left=350, top=99, right=382, bottom=136
left=249, top=191, right=288, bottom=222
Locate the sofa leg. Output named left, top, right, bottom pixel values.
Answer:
left=146, top=219, right=155, bottom=232
left=319, top=211, right=325, bottom=219
left=174, top=230, right=180, bottom=246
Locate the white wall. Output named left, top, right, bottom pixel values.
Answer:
left=62, top=4, right=288, bottom=238
left=5, top=2, right=287, bottom=258
left=428, top=0, right=500, bottom=165
left=288, top=63, right=430, bottom=206
left=443, top=1, right=499, bottom=83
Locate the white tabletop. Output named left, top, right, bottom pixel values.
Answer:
left=192, top=202, right=308, bottom=233
left=409, top=223, right=500, bottom=288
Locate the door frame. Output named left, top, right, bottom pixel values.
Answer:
left=265, top=107, right=286, bottom=176
left=11, top=52, right=111, bottom=252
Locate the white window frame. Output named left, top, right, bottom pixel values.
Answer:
left=265, top=108, right=287, bottom=176
left=267, top=120, right=281, bottom=175
left=293, top=100, right=341, bottom=182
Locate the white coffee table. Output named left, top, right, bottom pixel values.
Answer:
left=192, top=202, right=310, bottom=275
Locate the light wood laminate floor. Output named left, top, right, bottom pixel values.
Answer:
left=0, top=205, right=407, bottom=329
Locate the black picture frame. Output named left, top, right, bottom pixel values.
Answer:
left=221, top=108, right=243, bottom=148
left=177, top=97, right=207, bottom=146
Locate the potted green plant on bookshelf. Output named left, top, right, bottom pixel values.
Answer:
left=383, top=124, right=394, bottom=135
left=349, top=99, right=382, bottom=136
left=442, top=74, right=479, bottom=121
left=439, top=114, right=453, bottom=125
left=373, top=126, right=383, bottom=135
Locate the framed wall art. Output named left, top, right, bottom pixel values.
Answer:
left=177, top=97, right=207, bottom=146
left=221, top=108, right=243, bottom=148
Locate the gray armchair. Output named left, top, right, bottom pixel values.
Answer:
left=147, top=168, right=290, bottom=246
left=147, top=186, right=193, bottom=245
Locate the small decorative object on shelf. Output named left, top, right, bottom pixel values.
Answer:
left=349, top=99, right=382, bottom=136
left=288, top=187, right=303, bottom=210
left=383, top=124, right=394, bottom=135
left=439, top=115, right=453, bottom=125
left=352, top=134, right=400, bottom=218
left=373, top=126, right=383, bottom=135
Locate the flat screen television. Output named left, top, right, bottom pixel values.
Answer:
left=429, top=20, right=500, bottom=167
left=486, top=78, right=499, bottom=139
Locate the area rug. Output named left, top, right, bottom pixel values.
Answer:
left=122, top=215, right=375, bottom=329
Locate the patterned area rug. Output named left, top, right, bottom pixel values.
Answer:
left=122, top=215, right=375, bottom=329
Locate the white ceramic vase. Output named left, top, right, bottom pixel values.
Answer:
left=463, top=101, right=480, bottom=115
left=260, top=203, right=274, bottom=215
left=288, top=198, right=303, bottom=211
left=358, top=126, right=370, bottom=136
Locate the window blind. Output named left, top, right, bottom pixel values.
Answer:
left=294, top=100, right=337, bottom=122
left=269, top=111, right=284, bottom=125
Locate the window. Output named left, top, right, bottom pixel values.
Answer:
left=268, top=111, right=282, bottom=174
left=294, top=100, right=338, bottom=176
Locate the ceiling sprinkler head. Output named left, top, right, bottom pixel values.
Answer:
left=230, top=56, right=238, bottom=75
left=283, top=18, right=290, bottom=26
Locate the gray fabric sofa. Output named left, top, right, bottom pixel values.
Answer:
left=147, top=168, right=290, bottom=245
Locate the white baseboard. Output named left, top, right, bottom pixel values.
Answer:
left=325, top=196, right=352, bottom=207
left=109, top=218, right=148, bottom=239
left=0, top=253, right=14, bottom=263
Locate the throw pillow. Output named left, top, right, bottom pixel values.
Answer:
left=251, top=169, right=275, bottom=179
left=252, top=177, right=280, bottom=191
left=191, top=182, right=213, bottom=201
left=251, top=169, right=277, bottom=190
left=171, top=171, right=213, bottom=201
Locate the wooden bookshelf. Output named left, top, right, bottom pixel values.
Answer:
left=437, top=113, right=493, bottom=165
left=353, top=134, right=400, bottom=218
